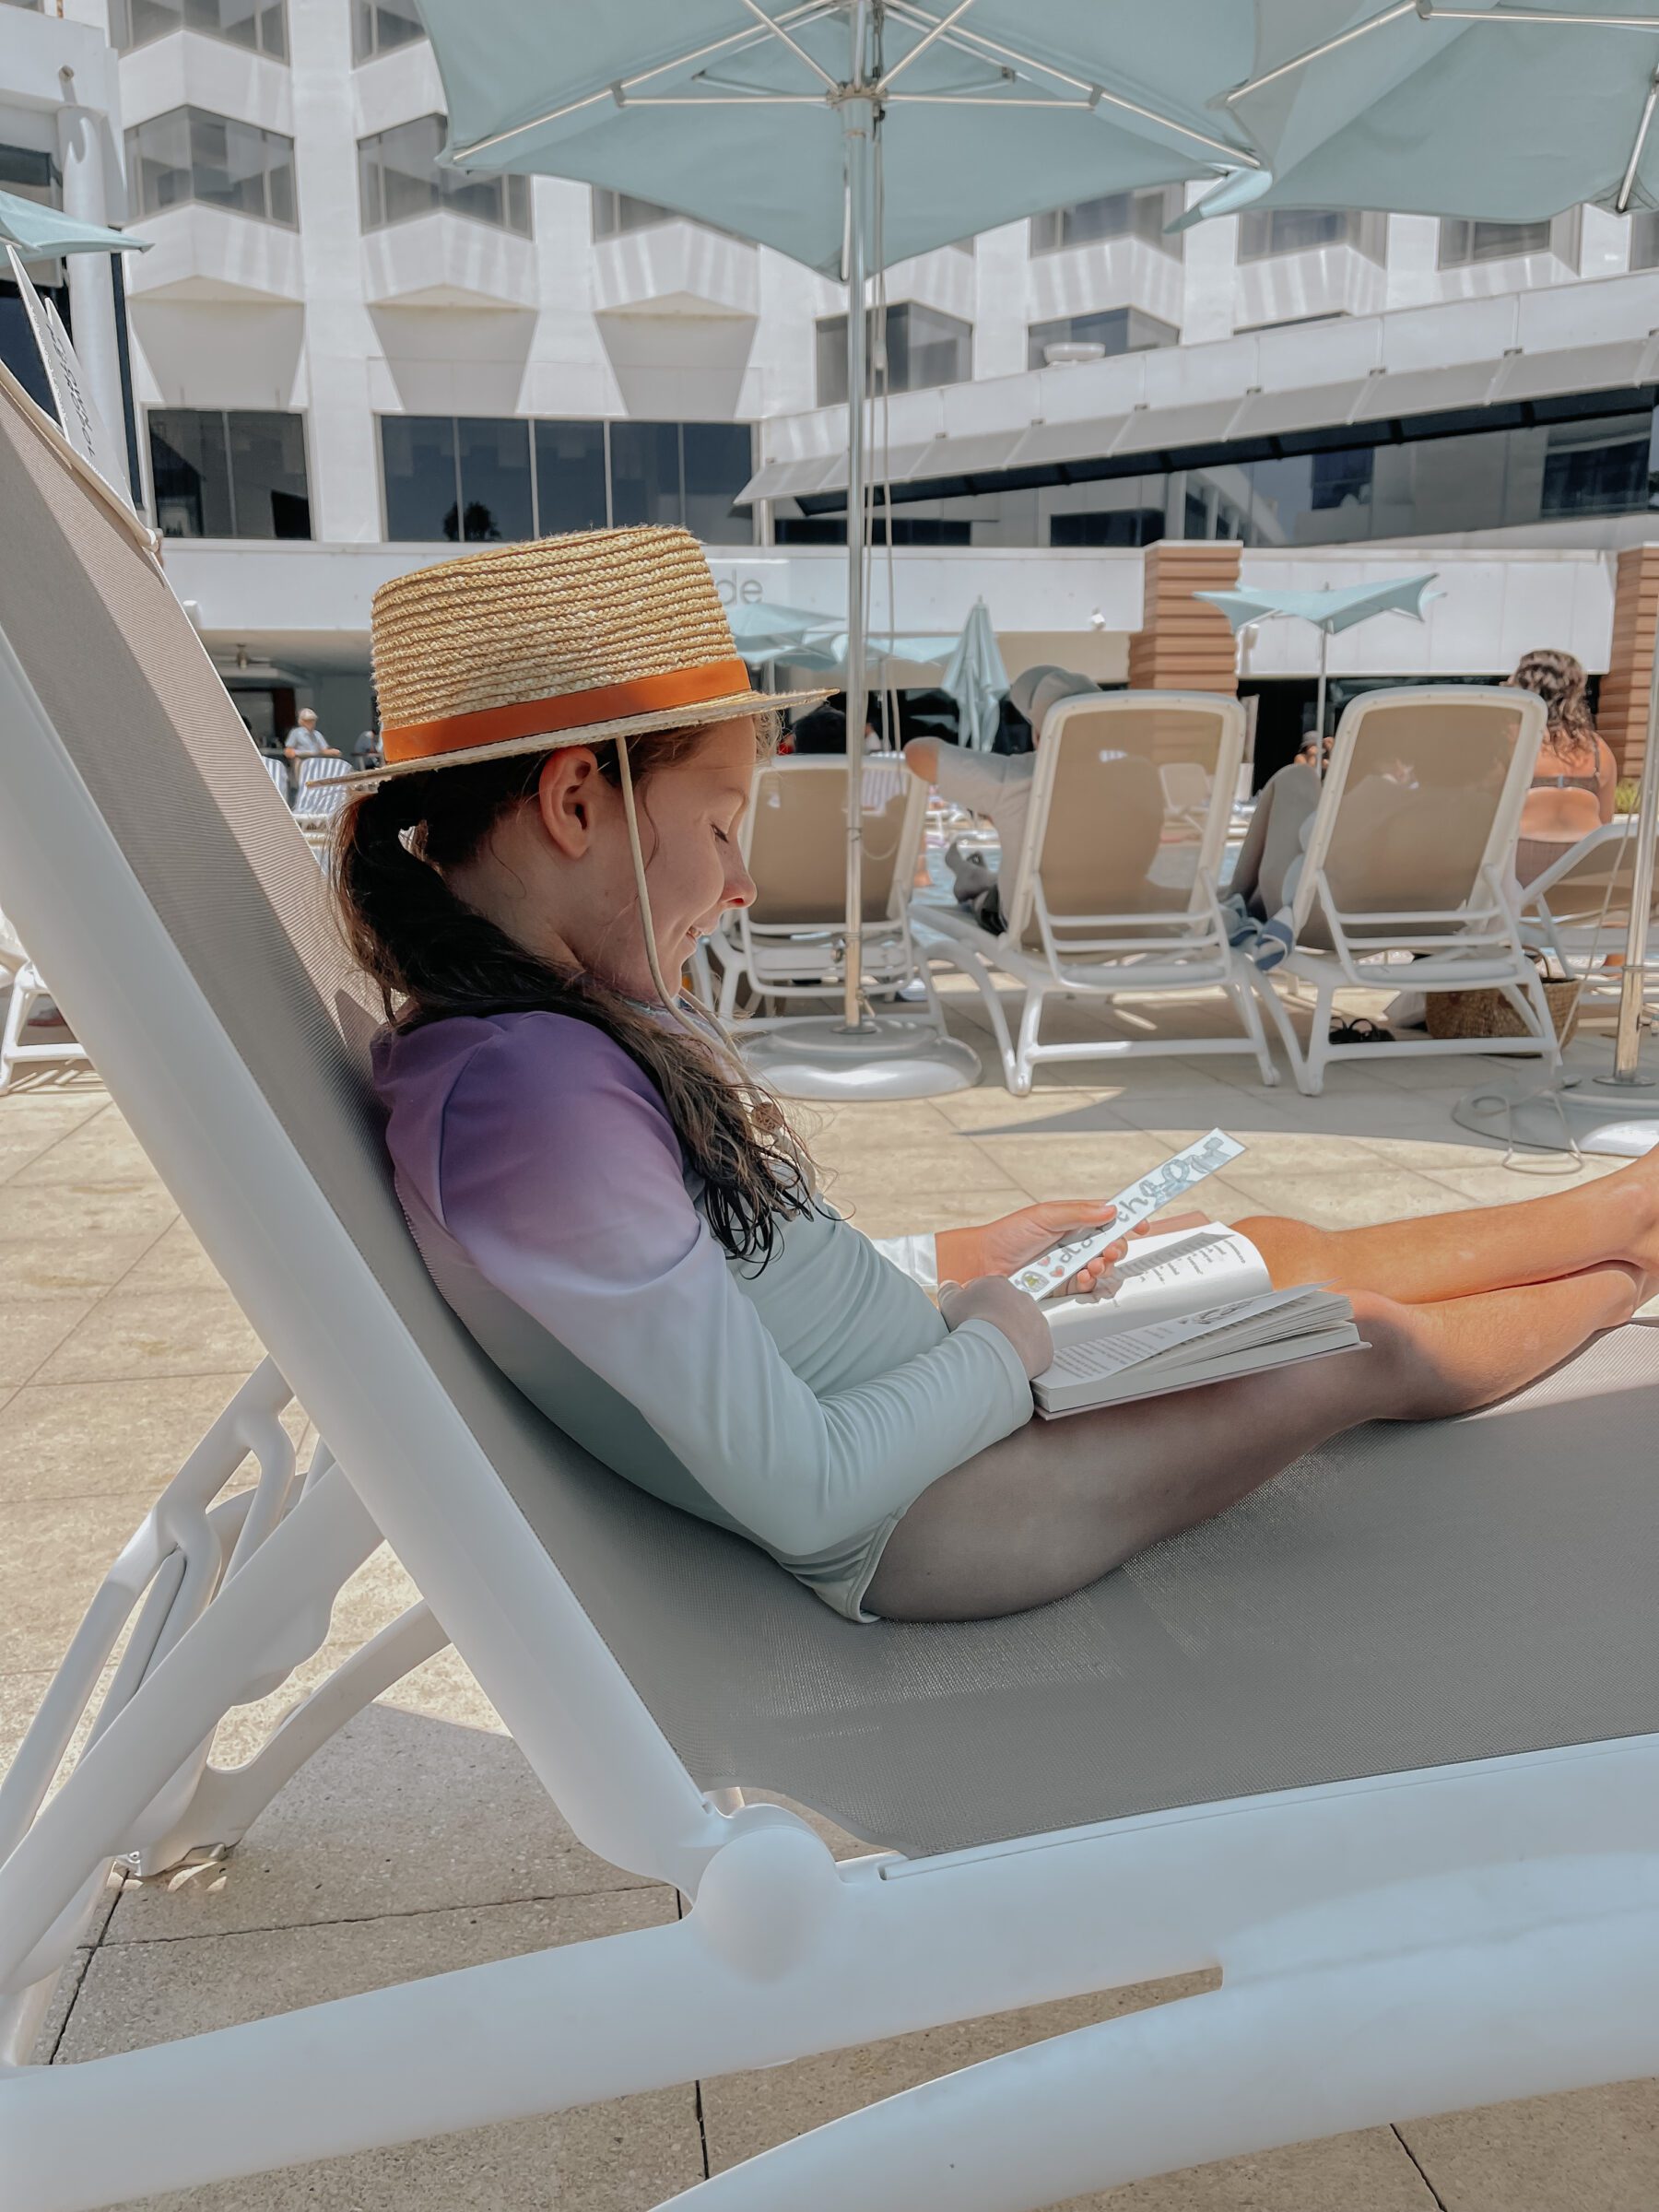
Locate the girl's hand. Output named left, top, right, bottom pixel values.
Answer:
left=935, top=1199, right=1144, bottom=1299
left=937, top=1277, right=1053, bottom=1381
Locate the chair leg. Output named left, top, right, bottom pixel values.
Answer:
left=1299, top=977, right=1336, bottom=1097
left=1251, top=970, right=1310, bottom=1095
left=1230, top=974, right=1280, bottom=1088
left=0, top=966, right=34, bottom=1095
left=1012, top=987, right=1046, bottom=1098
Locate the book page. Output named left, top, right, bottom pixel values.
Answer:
left=1044, top=1225, right=1269, bottom=1347
left=1041, top=1288, right=1312, bottom=1387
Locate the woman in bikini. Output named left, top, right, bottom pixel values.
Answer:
left=336, top=529, right=1659, bottom=1626
left=1510, top=647, right=1618, bottom=888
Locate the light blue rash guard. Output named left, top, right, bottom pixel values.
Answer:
left=371, top=1009, right=1033, bottom=1618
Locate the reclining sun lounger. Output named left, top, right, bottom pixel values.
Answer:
left=1252, top=685, right=1554, bottom=1096
left=912, top=691, right=1278, bottom=1093
left=7, top=371, right=1659, bottom=2211
left=1520, top=817, right=1659, bottom=1018
left=708, top=755, right=938, bottom=1026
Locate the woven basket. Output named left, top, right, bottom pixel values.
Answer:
left=1426, top=980, right=1581, bottom=1046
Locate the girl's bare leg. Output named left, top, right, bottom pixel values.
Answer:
left=1240, top=1147, right=1659, bottom=1307
left=867, top=1266, right=1641, bottom=1623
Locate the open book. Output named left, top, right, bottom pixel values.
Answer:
left=1032, top=1224, right=1362, bottom=1418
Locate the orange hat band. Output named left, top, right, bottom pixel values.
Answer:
left=382, top=656, right=754, bottom=764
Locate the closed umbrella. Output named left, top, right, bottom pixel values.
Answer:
left=1195, top=573, right=1441, bottom=754
left=419, top=0, right=1260, bottom=1096
left=1207, top=0, right=1659, bottom=1137
left=941, top=597, right=1009, bottom=752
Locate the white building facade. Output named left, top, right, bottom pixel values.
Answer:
left=2, top=0, right=1657, bottom=759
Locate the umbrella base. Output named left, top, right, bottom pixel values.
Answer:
left=1452, top=1041, right=1659, bottom=1159
left=741, top=1015, right=982, bottom=1100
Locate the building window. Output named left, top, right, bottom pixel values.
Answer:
left=0, top=143, right=58, bottom=209
left=1438, top=212, right=1579, bottom=267
left=1027, top=306, right=1178, bottom=371
left=147, top=409, right=311, bottom=537
left=1030, top=185, right=1181, bottom=256
left=1540, top=415, right=1653, bottom=519
left=1237, top=207, right=1386, bottom=262
left=126, top=109, right=296, bottom=227
left=351, top=0, right=425, bottom=62
left=380, top=417, right=756, bottom=545
left=593, top=189, right=676, bottom=240
left=1633, top=210, right=1659, bottom=272
left=815, top=303, right=971, bottom=406
left=359, top=116, right=531, bottom=235
left=110, top=0, right=287, bottom=60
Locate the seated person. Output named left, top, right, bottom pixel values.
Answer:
left=788, top=705, right=848, bottom=755
left=344, top=529, right=1659, bottom=1627
left=1509, top=648, right=1617, bottom=888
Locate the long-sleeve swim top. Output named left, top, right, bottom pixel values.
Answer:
left=371, top=1009, right=1032, bottom=1573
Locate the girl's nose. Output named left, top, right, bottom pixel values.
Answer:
left=727, top=854, right=756, bottom=910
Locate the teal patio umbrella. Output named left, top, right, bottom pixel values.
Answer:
left=1195, top=572, right=1441, bottom=752
left=941, top=597, right=1009, bottom=752
left=1207, top=2, right=1659, bottom=229
left=726, top=596, right=841, bottom=668
left=418, top=2, right=1260, bottom=1095
left=0, top=191, right=148, bottom=261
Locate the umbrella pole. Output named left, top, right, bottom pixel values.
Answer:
left=840, top=84, right=874, bottom=1032
left=1315, top=629, right=1329, bottom=773
left=1606, top=620, right=1659, bottom=1084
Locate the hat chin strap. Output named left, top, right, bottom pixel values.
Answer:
left=611, top=735, right=683, bottom=1022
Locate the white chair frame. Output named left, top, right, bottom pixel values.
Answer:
left=912, top=693, right=1277, bottom=1096
left=1520, top=818, right=1659, bottom=1017
left=1251, top=686, right=1557, bottom=1097
left=0, top=928, right=88, bottom=1094
left=8, top=419, right=1659, bottom=2210
left=710, top=759, right=942, bottom=1031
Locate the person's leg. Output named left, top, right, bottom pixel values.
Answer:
left=1239, top=1147, right=1659, bottom=1307
left=867, top=1266, right=1641, bottom=1622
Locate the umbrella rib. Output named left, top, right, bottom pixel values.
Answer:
left=879, top=0, right=980, bottom=88
left=734, top=0, right=839, bottom=89
left=886, top=1, right=1259, bottom=163
left=1430, top=6, right=1659, bottom=23
left=1219, top=1, right=1418, bottom=104
left=1618, top=65, right=1659, bottom=208
left=447, top=3, right=832, bottom=160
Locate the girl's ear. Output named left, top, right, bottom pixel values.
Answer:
left=535, top=747, right=604, bottom=860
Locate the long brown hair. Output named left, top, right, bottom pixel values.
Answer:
left=1512, top=648, right=1597, bottom=767
left=335, top=728, right=813, bottom=1265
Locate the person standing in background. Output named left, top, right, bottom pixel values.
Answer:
left=284, top=707, right=341, bottom=768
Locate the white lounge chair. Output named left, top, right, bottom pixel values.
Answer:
left=1252, top=685, right=1553, bottom=1096
left=912, top=691, right=1278, bottom=1094
left=709, top=755, right=939, bottom=1027
left=1520, top=818, right=1659, bottom=1018
left=13, top=374, right=1659, bottom=2212
left=0, top=907, right=88, bottom=1093
left=260, top=752, right=292, bottom=804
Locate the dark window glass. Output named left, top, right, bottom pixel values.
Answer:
left=455, top=416, right=533, bottom=541
left=1049, top=509, right=1164, bottom=547
left=1030, top=185, right=1180, bottom=255
left=816, top=302, right=971, bottom=406
left=351, top=0, right=426, bottom=62
left=382, top=416, right=461, bottom=540
left=1439, top=216, right=1554, bottom=265
left=148, top=409, right=310, bottom=537
left=610, top=419, right=682, bottom=528
left=224, top=409, right=311, bottom=536
left=593, top=189, right=674, bottom=240
left=125, top=108, right=296, bottom=226
left=0, top=143, right=57, bottom=204
left=1238, top=207, right=1357, bottom=260
left=533, top=419, right=608, bottom=534
left=1540, top=416, right=1652, bottom=518
left=681, top=421, right=753, bottom=546
left=1027, top=306, right=1178, bottom=370
left=359, top=115, right=531, bottom=235
left=1632, top=210, right=1659, bottom=273
left=111, top=0, right=286, bottom=56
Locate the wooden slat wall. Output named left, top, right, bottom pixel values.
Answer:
left=1600, top=544, right=1659, bottom=781
left=1126, top=540, right=1242, bottom=693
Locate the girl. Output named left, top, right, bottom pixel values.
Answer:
left=1510, top=647, right=1618, bottom=888
left=338, top=528, right=1657, bottom=1626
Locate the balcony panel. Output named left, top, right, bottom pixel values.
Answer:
left=352, top=42, right=446, bottom=137
left=119, top=34, right=292, bottom=134
left=125, top=204, right=303, bottom=302
left=592, top=223, right=759, bottom=319
left=361, top=212, right=537, bottom=309
left=1234, top=246, right=1388, bottom=335
left=1025, top=237, right=1183, bottom=332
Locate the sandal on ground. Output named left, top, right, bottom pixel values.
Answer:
left=1329, top=1016, right=1395, bottom=1045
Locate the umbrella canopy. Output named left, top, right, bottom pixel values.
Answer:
left=421, top=2, right=1261, bottom=275
left=781, top=629, right=959, bottom=677
left=1215, top=1, right=1659, bottom=223
left=941, top=597, right=1009, bottom=750
left=0, top=191, right=147, bottom=258
left=726, top=596, right=841, bottom=664
left=1195, top=574, right=1441, bottom=637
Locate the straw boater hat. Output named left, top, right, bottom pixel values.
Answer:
left=335, top=524, right=830, bottom=787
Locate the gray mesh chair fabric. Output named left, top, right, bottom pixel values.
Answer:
left=6, top=385, right=1659, bottom=1863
